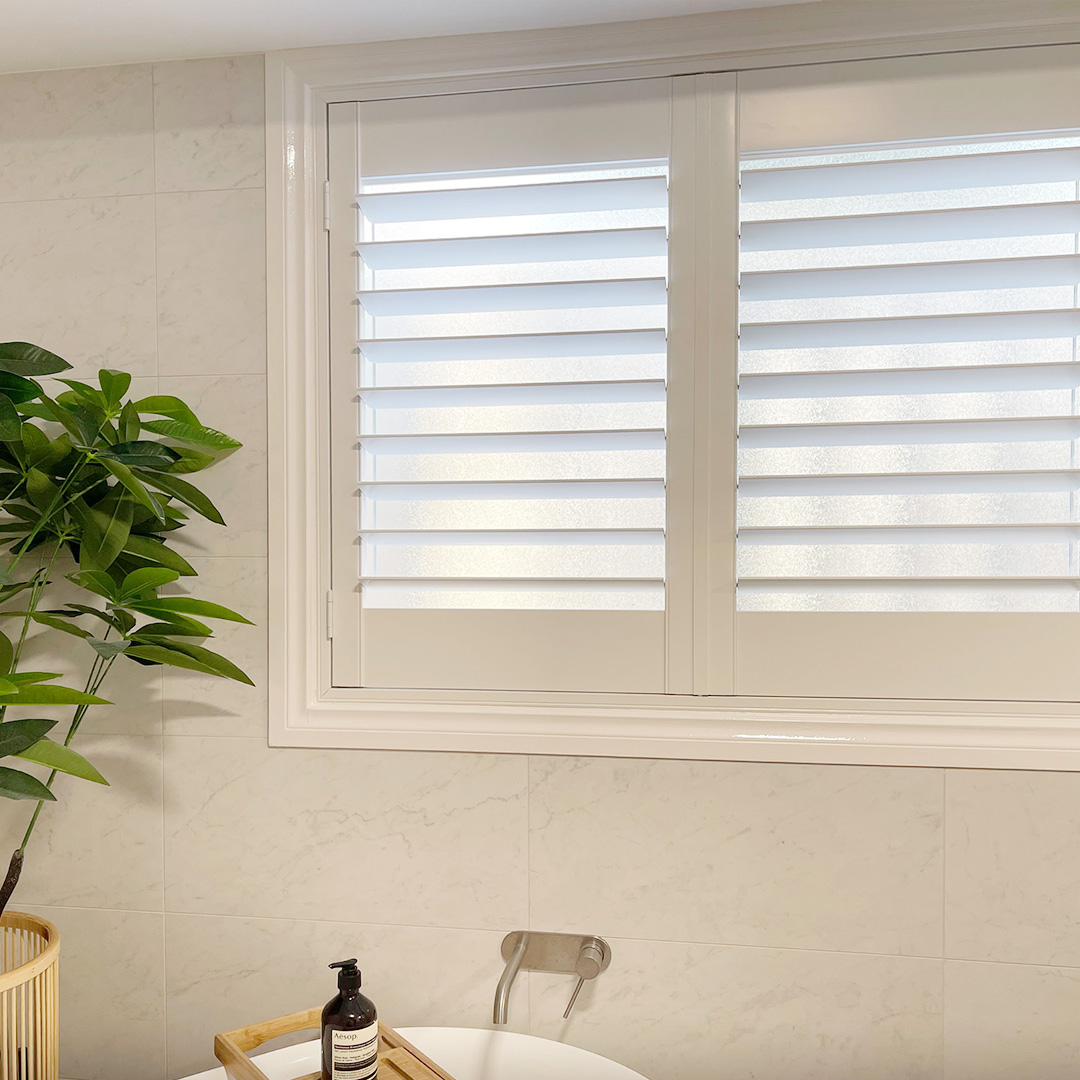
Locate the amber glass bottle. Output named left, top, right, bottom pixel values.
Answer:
left=321, top=959, right=379, bottom=1080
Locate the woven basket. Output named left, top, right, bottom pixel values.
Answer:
left=0, top=912, right=59, bottom=1080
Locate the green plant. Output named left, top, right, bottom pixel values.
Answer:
left=0, top=342, right=252, bottom=917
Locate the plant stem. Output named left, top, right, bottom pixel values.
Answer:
left=17, top=646, right=115, bottom=855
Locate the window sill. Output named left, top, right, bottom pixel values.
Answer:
left=270, top=690, right=1080, bottom=769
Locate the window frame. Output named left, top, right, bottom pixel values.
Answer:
left=267, top=4, right=1080, bottom=768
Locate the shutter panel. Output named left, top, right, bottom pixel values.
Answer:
left=734, top=124, right=1080, bottom=701
left=328, top=84, right=672, bottom=693
left=737, top=137, right=1080, bottom=616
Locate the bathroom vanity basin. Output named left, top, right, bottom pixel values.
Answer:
left=184, top=1026, right=647, bottom=1080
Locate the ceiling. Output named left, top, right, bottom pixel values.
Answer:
left=0, top=0, right=823, bottom=75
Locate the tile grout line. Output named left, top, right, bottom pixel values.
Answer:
left=940, top=768, right=947, bottom=1080
left=150, top=63, right=172, bottom=1080
left=32, top=900, right=1080, bottom=973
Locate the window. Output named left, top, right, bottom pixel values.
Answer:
left=326, top=82, right=679, bottom=694
left=272, top=39, right=1080, bottom=761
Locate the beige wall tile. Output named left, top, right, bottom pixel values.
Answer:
left=157, top=374, right=267, bottom=557
left=163, top=737, right=529, bottom=929
left=0, top=196, right=157, bottom=375
left=944, top=959, right=1080, bottom=1080
left=20, top=905, right=165, bottom=1080
left=0, top=65, right=153, bottom=202
left=161, top=557, right=267, bottom=737
left=530, top=937, right=943, bottom=1080
left=165, top=914, right=521, bottom=1078
left=154, top=55, right=265, bottom=193
left=156, top=189, right=266, bottom=376
left=530, top=756, right=944, bottom=956
left=0, top=736, right=163, bottom=911
left=945, top=769, right=1080, bottom=965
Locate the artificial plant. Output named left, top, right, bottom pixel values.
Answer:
left=0, top=341, right=253, bottom=918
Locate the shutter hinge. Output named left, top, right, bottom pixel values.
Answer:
left=323, top=180, right=331, bottom=232
left=325, top=590, right=334, bottom=638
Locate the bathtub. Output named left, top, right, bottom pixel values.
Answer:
left=182, top=1026, right=648, bottom=1080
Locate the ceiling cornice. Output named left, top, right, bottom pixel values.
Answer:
left=272, top=0, right=1080, bottom=96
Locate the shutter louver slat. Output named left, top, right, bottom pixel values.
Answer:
left=357, top=163, right=669, bottom=613
left=737, top=135, right=1080, bottom=613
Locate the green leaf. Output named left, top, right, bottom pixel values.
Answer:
left=0, top=685, right=110, bottom=706
left=99, top=457, right=166, bottom=523
left=89, top=638, right=130, bottom=660
left=98, top=369, right=131, bottom=408
left=0, top=342, right=71, bottom=377
left=38, top=394, right=96, bottom=445
left=16, top=737, right=108, bottom=784
left=119, top=534, right=195, bottom=576
left=57, top=379, right=107, bottom=412
left=0, top=394, right=21, bottom=442
left=0, top=629, right=12, bottom=676
left=128, top=609, right=213, bottom=636
left=130, top=596, right=252, bottom=624
left=31, top=612, right=91, bottom=638
left=0, top=678, right=17, bottom=695
left=0, top=766, right=56, bottom=802
left=165, top=447, right=217, bottom=475
left=124, top=643, right=253, bottom=684
left=155, top=640, right=254, bottom=684
left=25, top=467, right=61, bottom=512
left=5, top=672, right=62, bottom=685
left=132, top=621, right=210, bottom=639
left=97, top=441, right=180, bottom=471
left=0, top=372, right=43, bottom=406
left=118, top=401, right=141, bottom=443
left=120, top=567, right=179, bottom=600
left=133, top=396, right=200, bottom=426
left=140, top=418, right=241, bottom=451
left=0, top=719, right=56, bottom=758
left=137, top=472, right=225, bottom=525
left=78, top=489, right=134, bottom=573
left=68, top=570, right=118, bottom=601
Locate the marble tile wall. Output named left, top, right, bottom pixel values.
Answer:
left=0, top=52, right=1079, bottom=1080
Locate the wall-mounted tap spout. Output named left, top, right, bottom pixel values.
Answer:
left=493, top=930, right=529, bottom=1024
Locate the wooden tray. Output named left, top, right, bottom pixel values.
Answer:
left=215, top=1007, right=458, bottom=1080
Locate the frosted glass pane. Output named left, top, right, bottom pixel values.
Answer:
left=363, top=581, right=665, bottom=610
left=364, top=495, right=665, bottom=530
left=737, top=539, right=1079, bottom=579
left=361, top=537, right=665, bottom=579
left=372, top=208, right=666, bottom=242
left=741, top=339, right=1076, bottom=375
left=367, top=401, right=665, bottom=435
left=371, top=256, right=667, bottom=290
left=743, top=184, right=1077, bottom=221
left=739, top=491, right=1078, bottom=529
left=742, top=236, right=1077, bottom=272
left=737, top=582, right=1080, bottom=612
left=739, top=440, right=1080, bottom=477
left=370, top=305, right=667, bottom=339
left=364, top=448, right=665, bottom=483
left=741, top=287, right=1077, bottom=323
left=363, top=353, right=667, bottom=386
left=739, top=390, right=1078, bottom=427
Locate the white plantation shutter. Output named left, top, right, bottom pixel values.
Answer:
left=736, top=50, right=1080, bottom=702
left=327, top=82, right=673, bottom=693
left=738, top=137, right=1080, bottom=615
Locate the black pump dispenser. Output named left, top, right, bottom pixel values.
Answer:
left=330, top=958, right=362, bottom=993
left=321, top=958, right=378, bottom=1080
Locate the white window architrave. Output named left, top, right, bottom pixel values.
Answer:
left=267, top=2, right=1080, bottom=768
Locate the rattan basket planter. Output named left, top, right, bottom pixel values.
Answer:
left=0, top=911, right=59, bottom=1080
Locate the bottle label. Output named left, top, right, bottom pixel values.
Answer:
left=331, top=1022, right=379, bottom=1080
